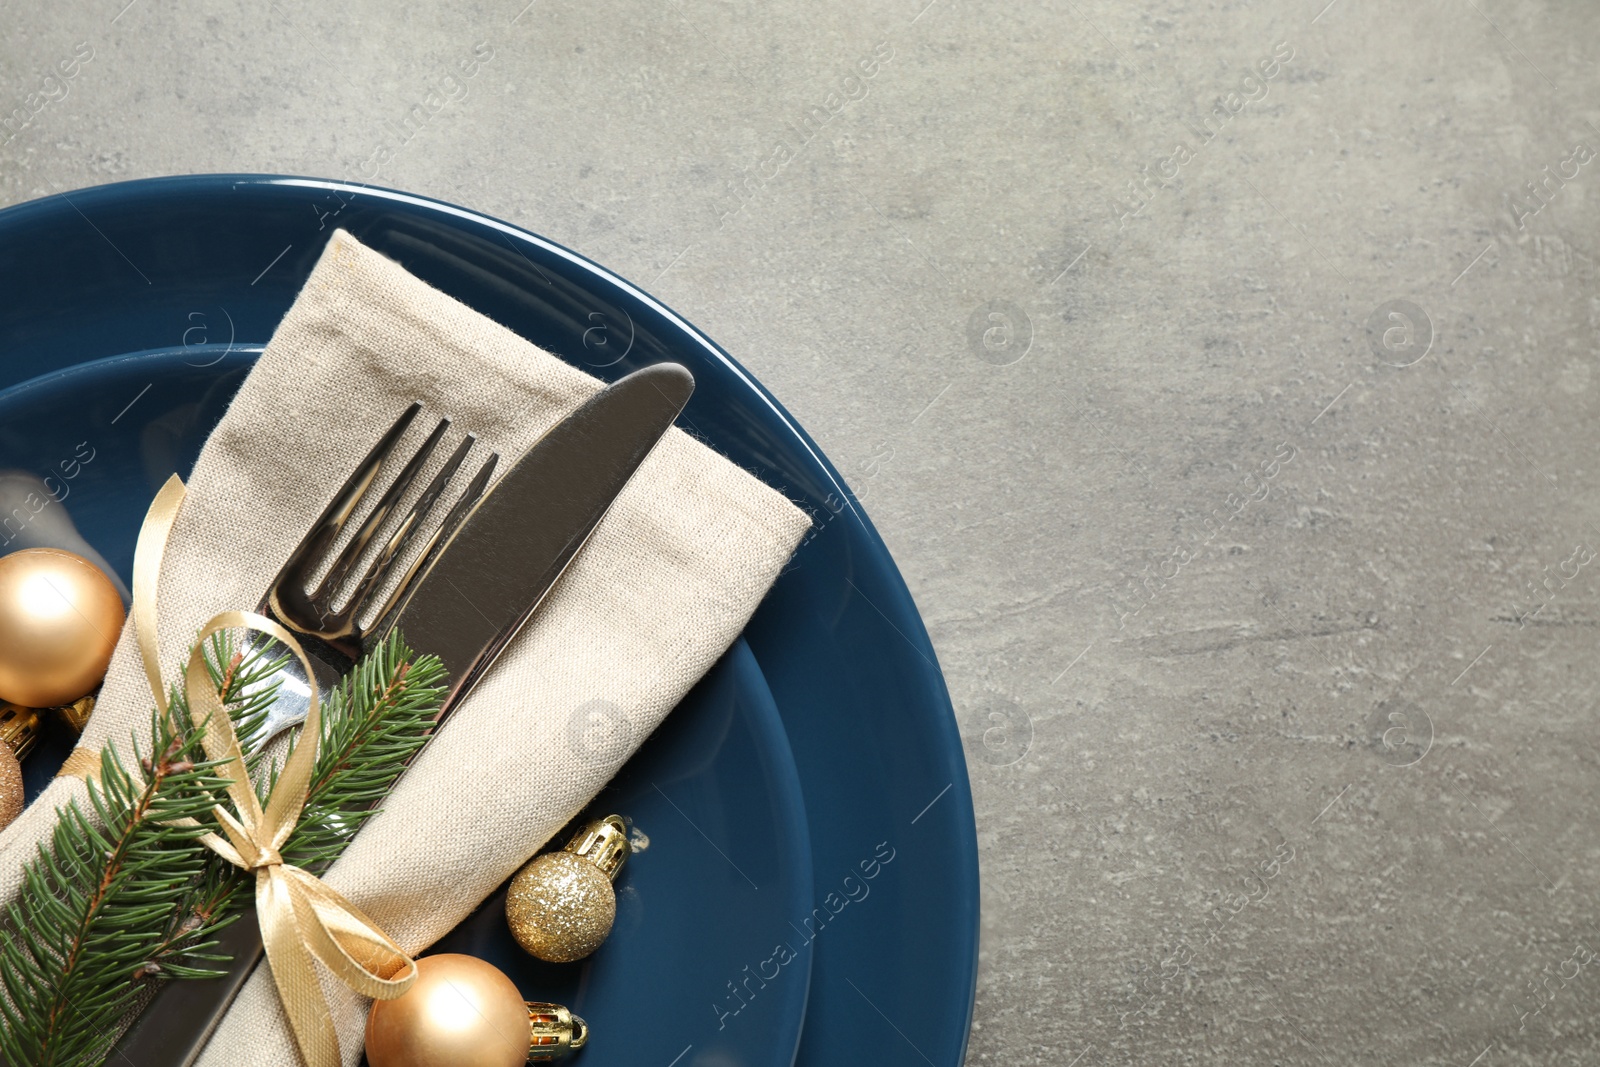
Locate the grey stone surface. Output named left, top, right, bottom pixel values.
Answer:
left=5, top=0, right=1600, bottom=1064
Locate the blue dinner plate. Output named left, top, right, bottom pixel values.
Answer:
left=0, top=175, right=979, bottom=1067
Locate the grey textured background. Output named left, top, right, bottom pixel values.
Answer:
left=5, top=1, right=1600, bottom=1064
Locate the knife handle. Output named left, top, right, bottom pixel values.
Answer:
left=106, top=907, right=265, bottom=1067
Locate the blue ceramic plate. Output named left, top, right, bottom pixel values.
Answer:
left=0, top=175, right=979, bottom=1067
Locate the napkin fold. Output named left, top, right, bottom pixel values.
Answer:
left=0, top=229, right=809, bottom=1065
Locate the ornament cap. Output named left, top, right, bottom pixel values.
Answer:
left=0, top=703, right=40, bottom=760
left=564, top=813, right=629, bottom=880
left=527, top=1002, right=588, bottom=1061
left=54, top=694, right=95, bottom=734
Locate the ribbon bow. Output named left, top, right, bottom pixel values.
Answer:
left=129, top=475, right=417, bottom=1067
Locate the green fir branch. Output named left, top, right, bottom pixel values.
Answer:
left=289, top=632, right=445, bottom=871
left=0, top=628, right=443, bottom=1067
left=0, top=706, right=233, bottom=1067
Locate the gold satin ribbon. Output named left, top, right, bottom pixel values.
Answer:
left=56, top=746, right=100, bottom=780
left=99, top=474, right=416, bottom=1067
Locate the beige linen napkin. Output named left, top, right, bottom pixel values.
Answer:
left=0, top=229, right=809, bottom=1065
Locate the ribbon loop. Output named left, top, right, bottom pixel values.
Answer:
left=129, top=475, right=416, bottom=1067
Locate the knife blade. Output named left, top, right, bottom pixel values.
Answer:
left=379, top=361, right=695, bottom=706
left=108, top=362, right=695, bottom=1066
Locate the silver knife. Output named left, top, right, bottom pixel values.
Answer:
left=109, top=362, right=695, bottom=1066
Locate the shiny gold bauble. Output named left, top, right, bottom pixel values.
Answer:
left=0, top=549, right=123, bottom=708
left=507, top=814, right=629, bottom=963
left=365, top=954, right=588, bottom=1067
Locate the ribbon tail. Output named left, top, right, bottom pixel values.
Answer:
left=259, top=867, right=343, bottom=1067
left=284, top=866, right=417, bottom=1001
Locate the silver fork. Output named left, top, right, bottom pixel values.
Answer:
left=247, top=403, right=499, bottom=747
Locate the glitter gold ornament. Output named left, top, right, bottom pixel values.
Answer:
left=507, top=815, right=630, bottom=963
left=0, top=746, right=21, bottom=832
left=364, top=953, right=588, bottom=1067
left=0, top=703, right=39, bottom=831
left=0, top=548, right=124, bottom=708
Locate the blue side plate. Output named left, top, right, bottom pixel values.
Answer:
left=0, top=175, right=979, bottom=1067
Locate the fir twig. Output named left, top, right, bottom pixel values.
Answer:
left=0, top=705, right=233, bottom=1067
left=0, top=628, right=443, bottom=1067
left=289, top=632, right=445, bottom=871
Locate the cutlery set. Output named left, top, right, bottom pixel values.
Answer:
left=110, top=362, right=695, bottom=1066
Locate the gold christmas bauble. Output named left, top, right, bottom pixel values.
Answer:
left=0, top=744, right=21, bottom=832
left=0, top=549, right=123, bottom=708
left=0, top=703, right=37, bottom=830
left=507, top=853, right=616, bottom=963
left=507, top=815, right=630, bottom=963
left=365, top=954, right=588, bottom=1067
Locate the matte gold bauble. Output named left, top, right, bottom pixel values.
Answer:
left=365, top=954, right=587, bottom=1067
left=0, top=548, right=123, bottom=708
left=507, top=815, right=629, bottom=963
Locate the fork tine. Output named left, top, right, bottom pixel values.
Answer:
left=267, top=402, right=422, bottom=628
left=312, top=416, right=450, bottom=609
left=331, top=432, right=478, bottom=633
left=368, top=450, right=500, bottom=640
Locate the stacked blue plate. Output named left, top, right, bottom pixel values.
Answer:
left=0, top=176, right=977, bottom=1067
